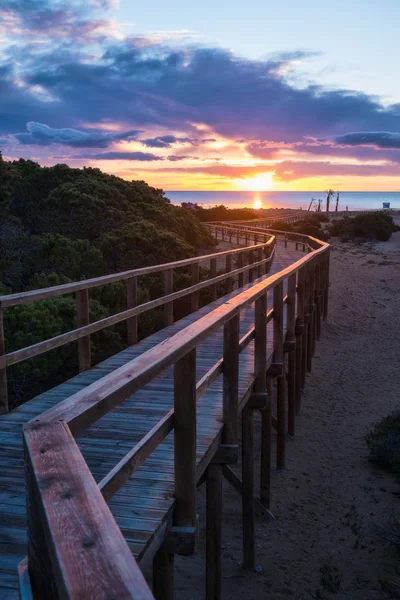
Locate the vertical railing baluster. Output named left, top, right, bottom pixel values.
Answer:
left=76, top=289, right=91, bottom=372
left=225, top=254, right=232, bottom=294
left=164, top=269, right=174, bottom=326
left=273, top=281, right=285, bottom=468
left=301, top=266, right=310, bottom=388
left=223, top=314, right=239, bottom=444
left=210, top=258, right=217, bottom=301
left=295, top=266, right=305, bottom=414
left=0, top=305, right=8, bottom=414
left=191, top=263, right=200, bottom=312
left=256, top=246, right=262, bottom=278
left=174, top=349, right=197, bottom=527
left=323, top=249, right=330, bottom=319
left=126, top=276, right=138, bottom=345
left=238, top=252, right=244, bottom=288
left=286, top=273, right=297, bottom=436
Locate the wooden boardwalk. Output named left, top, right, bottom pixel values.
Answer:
left=0, top=243, right=302, bottom=598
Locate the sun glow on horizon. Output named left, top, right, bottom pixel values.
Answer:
left=253, top=198, right=262, bottom=209
left=235, top=171, right=275, bottom=192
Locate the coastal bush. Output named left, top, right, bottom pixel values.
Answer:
left=365, top=411, right=400, bottom=475
left=293, top=222, right=329, bottom=240
left=0, top=155, right=214, bottom=406
left=329, top=213, right=396, bottom=242
left=269, top=221, right=294, bottom=232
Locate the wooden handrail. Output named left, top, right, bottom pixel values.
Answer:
left=0, top=225, right=274, bottom=413
left=23, top=420, right=154, bottom=599
left=35, top=238, right=327, bottom=436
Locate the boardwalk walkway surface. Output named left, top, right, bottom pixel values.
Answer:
left=0, top=242, right=302, bottom=598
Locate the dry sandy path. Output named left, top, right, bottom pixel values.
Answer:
left=175, top=237, right=400, bottom=599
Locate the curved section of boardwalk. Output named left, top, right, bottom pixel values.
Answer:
left=0, top=226, right=329, bottom=599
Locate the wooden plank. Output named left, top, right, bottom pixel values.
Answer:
left=206, top=464, right=222, bottom=600
left=76, top=289, right=91, bottom=372
left=126, top=276, right=138, bottom=345
left=23, top=421, right=154, bottom=599
left=0, top=305, right=8, bottom=414
left=174, top=349, right=197, bottom=529
left=99, top=410, right=174, bottom=501
left=223, top=314, right=239, bottom=444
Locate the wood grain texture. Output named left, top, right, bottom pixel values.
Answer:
left=23, top=421, right=154, bottom=599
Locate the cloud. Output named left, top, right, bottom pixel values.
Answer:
left=70, top=151, right=163, bottom=161
left=13, top=122, right=141, bottom=147
left=141, top=135, right=195, bottom=148
left=328, top=131, right=400, bottom=149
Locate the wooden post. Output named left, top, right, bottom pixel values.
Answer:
left=164, top=269, right=174, bottom=326
left=286, top=273, right=296, bottom=436
left=307, top=265, right=315, bottom=372
left=315, top=260, right=321, bottom=340
left=191, top=262, right=200, bottom=312
left=323, top=249, right=330, bottom=319
left=174, top=349, right=197, bottom=528
left=126, top=276, right=138, bottom=345
left=153, top=549, right=174, bottom=600
left=244, top=231, right=248, bottom=246
left=238, top=252, right=244, bottom=288
left=260, top=376, right=272, bottom=508
left=242, top=405, right=255, bottom=570
left=206, top=463, right=222, bottom=600
left=76, top=289, right=91, bottom=372
left=257, top=247, right=263, bottom=278
left=0, top=305, right=8, bottom=414
left=273, top=282, right=285, bottom=469
left=294, top=267, right=304, bottom=416
left=225, top=254, right=233, bottom=294
left=210, top=258, right=217, bottom=301
left=223, top=314, right=239, bottom=444
left=248, top=249, right=254, bottom=282
left=284, top=234, right=288, bottom=248
left=301, top=267, right=309, bottom=390
left=254, top=294, right=267, bottom=394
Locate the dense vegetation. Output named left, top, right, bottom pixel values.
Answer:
left=0, top=154, right=214, bottom=408
left=329, top=213, right=398, bottom=242
left=268, top=213, right=330, bottom=240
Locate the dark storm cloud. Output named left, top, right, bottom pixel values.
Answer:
left=2, top=40, right=400, bottom=145
left=328, top=131, right=400, bottom=149
left=141, top=135, right=195, bottom=148
left=70, top=151, right=164, bottom=161
left=13, top=122, right=141, bottom=148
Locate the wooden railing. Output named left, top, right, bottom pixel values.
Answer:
left=21, top=225, right=330, bottom=599
left=0, top=226, right=275, bottom=414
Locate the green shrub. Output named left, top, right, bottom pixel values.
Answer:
left=269, top=221, right=294, bottom=232
left=293, top=222, right=329, bottom=240
left=365, top=411, right=400, bottom=475
left=330, top=213, right=396, bottom=242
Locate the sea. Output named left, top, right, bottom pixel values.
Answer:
left=166, top=191, right=400, bottom=211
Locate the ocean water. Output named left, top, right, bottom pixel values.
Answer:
left=166, top=191, right=400, bottom=211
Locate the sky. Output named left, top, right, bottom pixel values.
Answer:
left=1, top=0, right=400, bottom=192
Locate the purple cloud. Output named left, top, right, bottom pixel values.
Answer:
left=13, top=122, right=141, bottom=148
left=327, top=131, right=400, bottom=149
left=141, top=135, right=196, bottom=148
left=70, top=151, right=163, bottom=161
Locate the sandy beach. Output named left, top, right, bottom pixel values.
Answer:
left=174, top=221, right=400, bottom=599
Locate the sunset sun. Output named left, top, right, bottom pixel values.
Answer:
left=235, top=171, right=275, bottom=192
